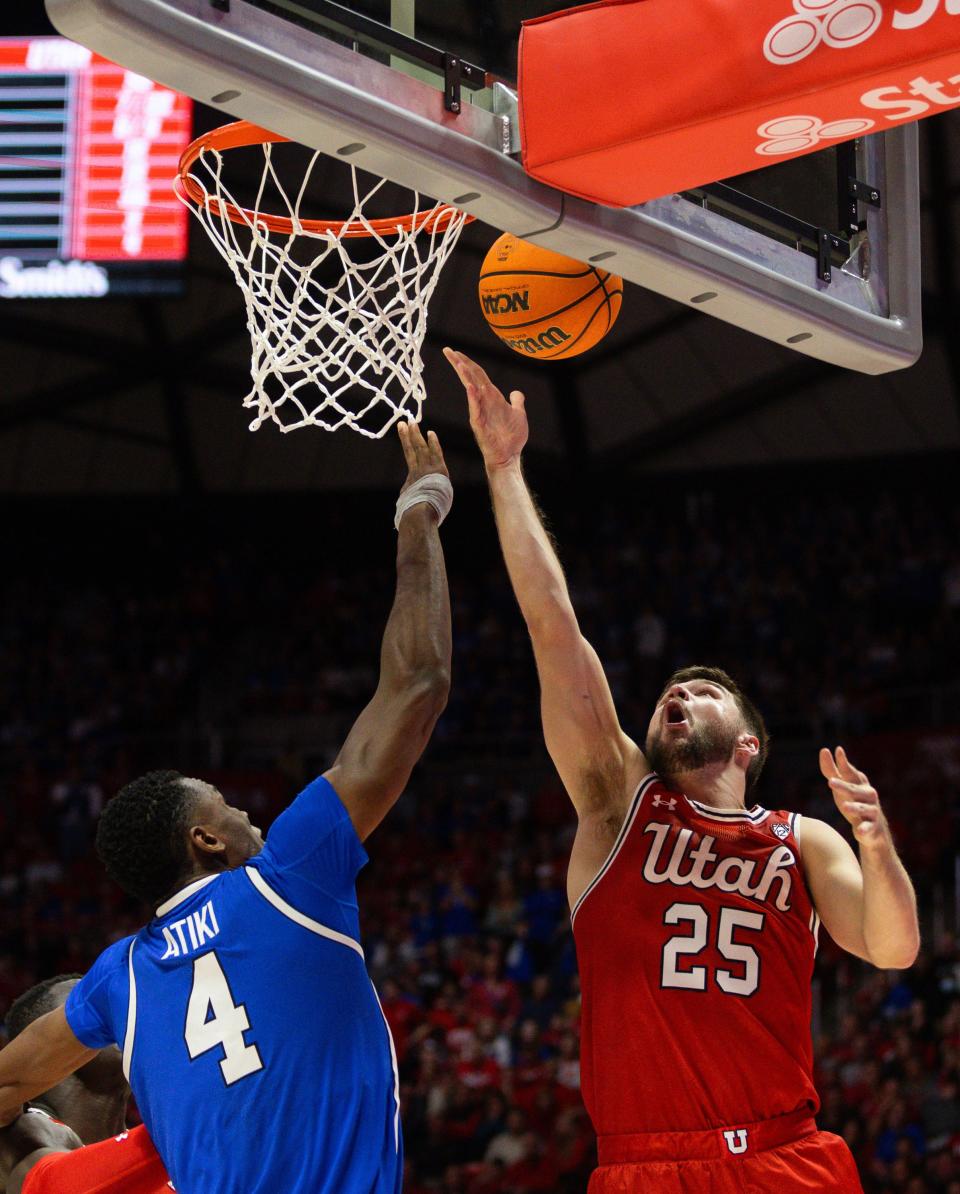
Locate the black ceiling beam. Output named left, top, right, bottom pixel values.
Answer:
left=0, top=300, right=249, bottom=436
left=0, top=367, right=142, bottom=431
left=593, top=357, right=836, bottom=472
left=0, top=305, right=247, bottom=373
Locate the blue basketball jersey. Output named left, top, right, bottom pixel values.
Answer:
left=65, top=777, right=402, bottom=1194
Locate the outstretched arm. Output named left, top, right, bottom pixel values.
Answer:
left=802, top=747, right=919, bottom=970
left=0, top=1008, right=96, bottom=1128
left=445, top=349, right=643, bottom=819
left=324, top=422, right=452, bottom=841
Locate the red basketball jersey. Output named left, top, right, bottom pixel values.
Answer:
left=572, top=773, right=821, bottom=1136
left=22, top=1125, right=172, bottom=1194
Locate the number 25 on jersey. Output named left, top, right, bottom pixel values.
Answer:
left=661, top=902, right=764, bottom=997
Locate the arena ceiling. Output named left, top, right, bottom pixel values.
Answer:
left=0, top=2, right=958, bottom=495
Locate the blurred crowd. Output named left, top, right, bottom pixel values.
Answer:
left=2, top=472, right=959, bottom=1192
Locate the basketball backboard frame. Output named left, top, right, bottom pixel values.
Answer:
left=45, top=0, right=923, bottom=374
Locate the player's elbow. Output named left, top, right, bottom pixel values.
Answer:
left=398, top=666, right=451, bottom=718
left=422, top=666, right=451, bottom=714
left=868, top=933, right=920, bottom=971
left=870, top=951, right=918, bottom=971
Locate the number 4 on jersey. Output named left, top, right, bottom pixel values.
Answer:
left=185, top=952, right=264, bottom=1084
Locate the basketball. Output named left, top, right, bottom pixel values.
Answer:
left=478, top=234, right=623, bottom=361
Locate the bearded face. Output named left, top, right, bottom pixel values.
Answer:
left=645, top=676, right=764, bottom=793
left=645, top=715, right=740, bottom=790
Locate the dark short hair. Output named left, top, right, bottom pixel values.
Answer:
left=5, top=975, right=82, bottom=1042
left=662, top=665, right=770, bottom=789
left=96, top=770, right=194, bottom=903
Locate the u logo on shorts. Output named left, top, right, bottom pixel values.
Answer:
left=723, top=1128, right=749, bottom=1155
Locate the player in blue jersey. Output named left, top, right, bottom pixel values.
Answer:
left=0, top=421, right=453, bottom=1194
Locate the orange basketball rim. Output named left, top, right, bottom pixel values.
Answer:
left=176, top=120, right=475, bottom=238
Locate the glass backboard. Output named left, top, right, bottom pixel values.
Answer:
left=45, top=0, right=922, bottom=373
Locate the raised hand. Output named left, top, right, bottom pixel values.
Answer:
left=398, top=419, right=449, bottom=494
left=444, top=348, right=528, bottom=471
left=819, top=746, right=889, bottom=849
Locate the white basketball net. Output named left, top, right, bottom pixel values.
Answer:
left=177, top=143, right=470, bottom=436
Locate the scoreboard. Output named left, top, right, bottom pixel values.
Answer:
left=0, top=36, right=192, bottom=299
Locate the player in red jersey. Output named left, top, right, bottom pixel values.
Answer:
left=446, top=349, right=920, bottom=1193
left=0, top=976, right=170, bottom=1194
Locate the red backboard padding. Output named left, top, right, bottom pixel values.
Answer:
left=519, top=0, right=960, bottom=207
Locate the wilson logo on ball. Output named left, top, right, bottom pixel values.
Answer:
left=502, top=327, right=571, bottom=355
left=479, top=233, right=623, bottom=362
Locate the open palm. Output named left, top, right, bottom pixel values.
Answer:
left=819, top=745, right=887, bottom=849
left=444, top=348, right=528, bottom=470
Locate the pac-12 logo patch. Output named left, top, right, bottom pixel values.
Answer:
left=772, top=822, right=791, bottom=840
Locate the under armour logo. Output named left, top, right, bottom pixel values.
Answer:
left=723, top=1128, right=749, bottom=1155
left=764, top=0, right=883, bottom=65
left=652, top=796, right=677, bottom=810
left=756, top=114, right=874, bottom=156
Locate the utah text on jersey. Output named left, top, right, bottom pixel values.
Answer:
left=641, top=821, right=795, bottom=912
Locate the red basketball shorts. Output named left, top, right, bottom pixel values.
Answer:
left=590, top=1113, right=863, bottom=1193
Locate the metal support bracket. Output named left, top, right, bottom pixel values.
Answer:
left=684, top=180, right=851, bottom=286
left=443, top=53, right=461, bottom=114
left=848, top=177, right=882, bottom=208
left=818, top=229, right=833, bottom=284
left=491, top=83, right=520, bottom=155
left=836, top=141, right=861, bottom=237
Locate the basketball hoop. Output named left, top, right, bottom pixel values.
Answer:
left=175, top=121, right=473, bottom=436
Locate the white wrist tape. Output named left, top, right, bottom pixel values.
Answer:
left=395, top=473, right=454, bottom=531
